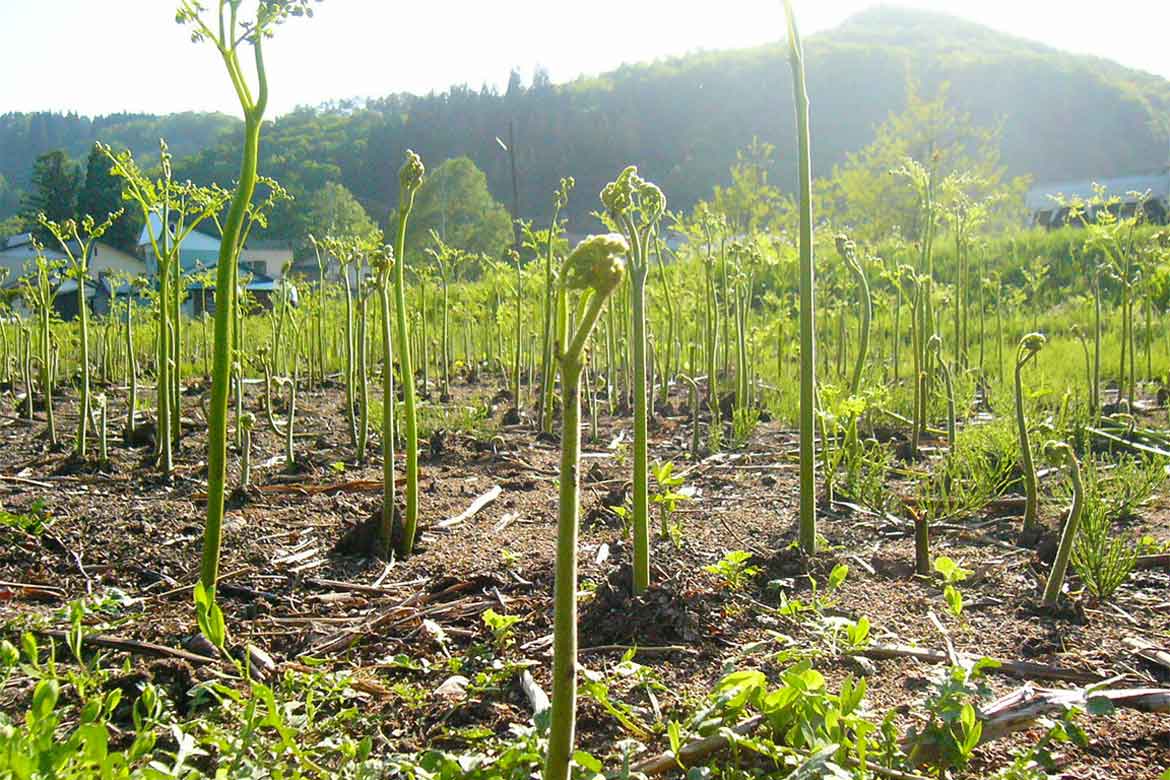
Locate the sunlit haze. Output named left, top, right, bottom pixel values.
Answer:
left=2, top=1, right=1168, bottom=117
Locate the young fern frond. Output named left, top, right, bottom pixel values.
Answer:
left=1041, top=441, right=1084, bottom=607
left=601, top=166, right=665, bottom=593
left=180, top=0, right=312, bottom=636
left=1014, top=333, right=1045, bottom=540
left=393, top=150, right=425, bottom=558
left=545, top=233, right=627, bottom=780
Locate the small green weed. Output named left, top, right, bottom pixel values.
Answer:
left=704, top=550, right=759, bottom=591
left=481, top=608, right=522, bottom=650
left=0, top=499, right=52, bottom=535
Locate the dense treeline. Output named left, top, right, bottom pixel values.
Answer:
left=2, top=7, right=1168, bottom=240
left=0, top=111, right=239, bottom=195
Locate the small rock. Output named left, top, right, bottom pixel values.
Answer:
left=245, top=643, right=276, bottom=682
left=183, top=634, right=221, bottom=659
left=435, top=675, right=470, bottom=700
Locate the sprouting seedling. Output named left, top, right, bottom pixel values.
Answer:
left=545, top=233, right=627, bottom=780
left=704, top=550, right=760, bottom=591
left=933, top=556, right=971, bottom=617
left=651, top=461, right=691, bottom=546
left=481, top=608, right=522, bottom=651
left=1015, top=332, right=1046, bottom=539
left=1041, top=441, right=1084, bottom=608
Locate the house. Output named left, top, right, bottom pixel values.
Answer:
left=1026, top=169, right=1170, bottom=227
left=0, top=232, right=148, bottom=319
left=188, top=272, right=295, bottom=316
left=136, top=217, right=293, bottom=316
left=90, top=242, right=145, bottom=278
left=137, top=213, right=222, bottom=276
left=239, top=240, right=294, bottom=280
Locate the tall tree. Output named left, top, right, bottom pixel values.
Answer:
left=302, top=181, right=378, bottom=243
left=816, top=84, right=1027, bottom=243
left=0, top=173, right=21, bottom=225
left=21, top=150, right=78, bottom=241
left=403, top=157, right=513, bottom=261
left=76, top=144, right=138, bottom=251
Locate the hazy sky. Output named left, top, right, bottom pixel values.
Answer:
left=2, top=1, right=1167, bottom=118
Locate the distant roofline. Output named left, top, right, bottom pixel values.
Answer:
left=1028, top=168, right=1170, bottom=196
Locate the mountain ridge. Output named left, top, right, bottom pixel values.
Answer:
left=2, top=6, right=1167, bottom=233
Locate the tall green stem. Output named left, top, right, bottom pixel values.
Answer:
left=602, top=168, right=663, bottom=595
left=630, top=262, right=650, bottom=592
left=544, top=234, right=625, bottom=780
left=838, top=236, right=870, bottom=397
left=1014, top=334, right=1045, bottom=540
left=124, top=299, right=138, bottom=440
left=76, top=256, right=91, bottom=457
left=393, top=152, right=424, bottom=558
left=341, top=255, right=359, bottom=447
left=784, top=0, right=817, bottom=555
left=1041, top=442, right=1083, bottom=607
left=376, top=253, right=397, bottom=559
left=192, top=6, right=276, bottom=602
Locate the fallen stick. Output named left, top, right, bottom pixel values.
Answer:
left=148, top=567, right=251, bottom=599
left=434, top=485, right=503, bottom=529
left=579, top=644, right=695, bottom=656
left=1086, top=426, right=1170, bottom=458
left=853, top=643, right=1102, bottom=684
left=1123, top=637, right=1170, bottom=672
left=36, top=630, right=218, bottom=665
left=191, top=478, right=399, bottom=501
left=977, top=684, right=1170, bottom=744
left=0, top=474, right=53, bottom=489
left=0, top=580, right=67, bottom=600
left=631, top=714, right=764, bottom=775
left=631, top=716, right=928, bottom=780
left=519, top=670, right=550, bottom=717
left=1135, top=553, right=1170, bottom=570
left=304, top=576, right=426, bottom=596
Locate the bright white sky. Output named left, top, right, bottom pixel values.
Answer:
left=2, top=1, right=1167, bottom=118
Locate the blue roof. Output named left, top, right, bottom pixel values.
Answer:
left=1026, top=171, right=1170, bottom=212
left=187, top=271, right=285, bottom=292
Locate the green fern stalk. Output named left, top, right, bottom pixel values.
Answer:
left=783, top=0, right=818, bottom=555
left=1042, top=441, right=1084, bottom=607
left=544, top=234, right=626, bottom=780
left=393, top=151, right=425, bottom=558
left=1015, top=333, right=1046, bottom=539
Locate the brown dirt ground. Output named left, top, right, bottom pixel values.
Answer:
left=0, top=373, right=1168, bottom=777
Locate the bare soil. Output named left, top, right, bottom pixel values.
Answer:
left=0, top=375, right=1167, bottom=777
